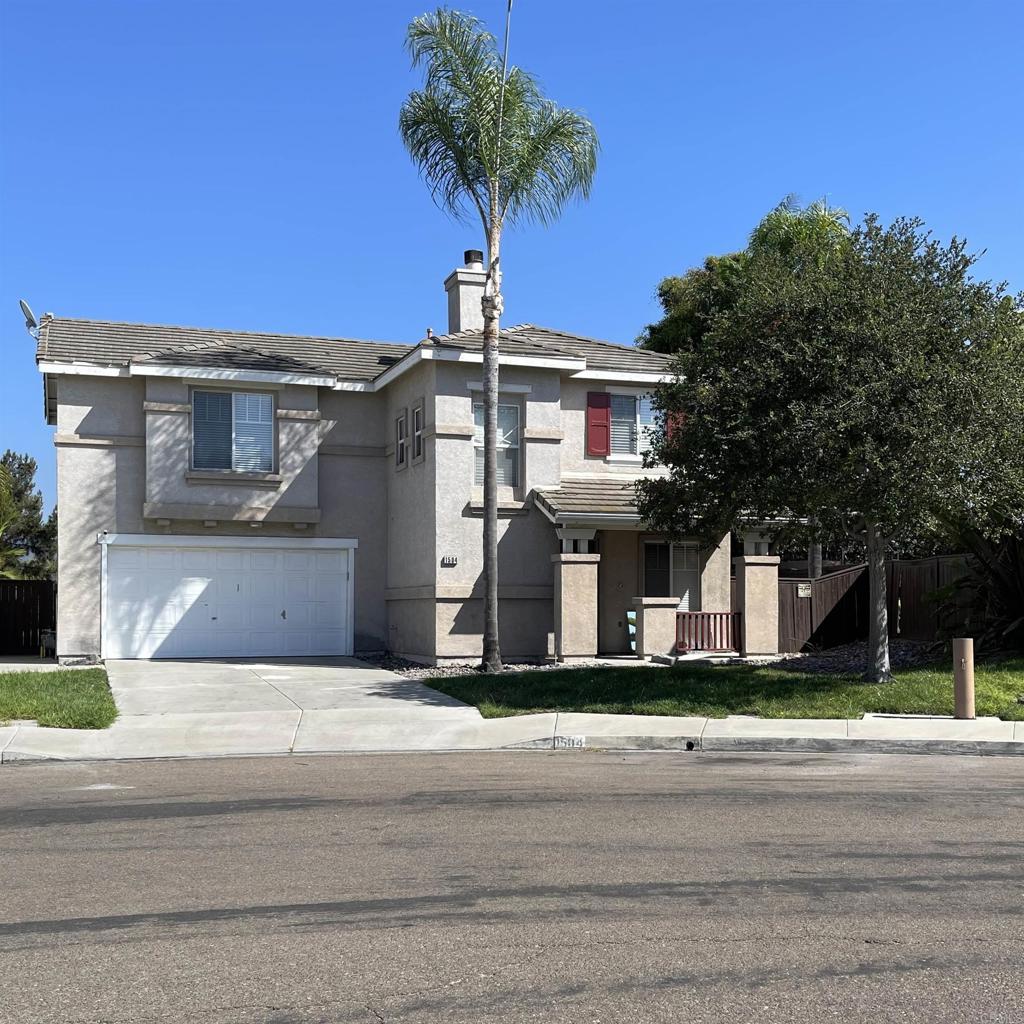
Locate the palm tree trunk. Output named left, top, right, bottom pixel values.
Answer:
left=865, top=522, right=892, bottom=682
left=479, top=218, right=503, bottom=673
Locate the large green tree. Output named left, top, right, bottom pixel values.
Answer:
left=638, top=215, right=1024, bottom=682
left=0, top=451, right=56, bottom=579
left=638, top=196, right=849, bottom=359
left=399, top=6, right=598, bottom=671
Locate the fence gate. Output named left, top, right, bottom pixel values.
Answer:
left=0, top=579, right=57, bottom=656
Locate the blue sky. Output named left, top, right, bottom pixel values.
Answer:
left=2, top=0, right=1021, bottom=510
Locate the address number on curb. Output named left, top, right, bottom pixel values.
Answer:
left=554, top=735, right=585, bottom=749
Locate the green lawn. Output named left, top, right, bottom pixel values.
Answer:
left=0, top=669, right=118, bottom=729
left=428, top=657, right=1024, bottom=721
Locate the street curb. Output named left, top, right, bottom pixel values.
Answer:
left=2, top=716, right=1022, bottom=764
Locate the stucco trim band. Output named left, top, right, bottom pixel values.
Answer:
left=386, top=585, right=553, bottom=601
left=142, top=502, right=322, bottom=524
left=276, top=409, right=322, bottom=421
left=54, top=433, right=145, bottom=448
left=143, top=401, right=191, bottom=414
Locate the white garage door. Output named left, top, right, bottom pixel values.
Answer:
left=103, top=538, right=353, bottom=659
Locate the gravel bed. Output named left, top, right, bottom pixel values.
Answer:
left=364, top=640, right=947, bottom=679
left=765, top=639, right=945, bottom=675
left=360, top=653, right=631, bottom=680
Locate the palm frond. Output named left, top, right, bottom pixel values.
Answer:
left=399, top=8, right=598, bottom=233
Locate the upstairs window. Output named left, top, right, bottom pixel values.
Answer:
left=412, top=404, right=424, bottom=460
left=192, top=390, right=274, bottom=472
left=609, top=394, right=655, bottom=456
left=473, top=402, right=520, bottom=487
left=395, top=411, right=408, bottom=468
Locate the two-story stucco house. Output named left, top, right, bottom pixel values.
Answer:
left=37, top=252, right=774, bottom=666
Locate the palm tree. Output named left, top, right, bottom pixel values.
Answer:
left=749, top=195, right=850, bottom=262
left=400, top=7, right=599, bottom=672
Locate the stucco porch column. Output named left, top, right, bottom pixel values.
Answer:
left=733, top=554, right=781, bottom=655
left=551, top=553, right=601, bottom=661
left=632, top=597, right=679, bottom=659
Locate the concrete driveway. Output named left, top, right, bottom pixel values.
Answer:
left=105, top=657, right=471, bottom=716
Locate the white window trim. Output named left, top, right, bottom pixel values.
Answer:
left=191, top=387, right=276, bottom=474
left=642, top=540, right=702, bottom=610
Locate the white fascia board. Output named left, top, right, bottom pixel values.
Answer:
left=130, top=364, right=336, bottom=387
left=97, top=533, right=359, bottom=550
left=535, top=498, right=559, bottom=524
left=38, top=360, right=130, bottom=377
left=422, top=348, right=585, bottom=370
left=570, top=369, right=673, bottom=384
left=334, top=380, right=375, bottom=392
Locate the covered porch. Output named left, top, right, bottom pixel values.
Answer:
left=535, top=479, right=779, bottom=661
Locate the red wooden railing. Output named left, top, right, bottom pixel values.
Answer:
left=676, top=611, right=741, bottom=653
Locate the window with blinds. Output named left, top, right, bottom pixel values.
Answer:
left=192, top=390, right=274, bottom=472
left=610, top=394, right=655, bottom=455
left=643, top=542, right=701, bottom=611
left=473, top=403, right=520, bottom=487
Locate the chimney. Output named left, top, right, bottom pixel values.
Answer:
left=443, top=249, right=486, bottom=334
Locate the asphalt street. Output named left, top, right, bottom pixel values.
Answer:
left=1, top=750, right=1022, bottom=1023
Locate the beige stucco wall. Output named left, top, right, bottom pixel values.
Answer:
left=552, top=553, right=600, bottom=659
left=52, top=373, right=393, bottom=659
left=633, top=597, right=678, bottom=658
left=144, top=378, right=320, bottom=517
left=54, top=376, right=147, bottom=659
left=428, top=361, right=561, bottom=661
left=318, top=389, right=388, bottom=652
left=700, top=532, right=733, bottom=612
left=381, top=360, right=437, bottom=656
left=734, top=555, right=780, bottom=655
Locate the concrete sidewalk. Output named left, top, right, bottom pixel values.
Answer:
left=2, top=709, right=1022, bottom=762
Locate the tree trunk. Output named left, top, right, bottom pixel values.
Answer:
left=808, top=541, right=823, bottom=579
left=479, top=218, right=503, bottom=673
left=865, top=522, right=892, bottom=683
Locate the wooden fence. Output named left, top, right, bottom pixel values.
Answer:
left=887, top=556, right=971, bottom=640
left=777, top=564, right=869, bottom=654
left=730, top=555, right=971, bottom=653
left=0, top=579, right=57, bottom=656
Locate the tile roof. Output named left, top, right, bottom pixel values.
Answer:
left=36, top=317, right=672, bottom=383
left=37, top=318, right=411, bottom=383
left=535, top=478, right=643, bottom=521
left=430, top=324, right=673, bottom=373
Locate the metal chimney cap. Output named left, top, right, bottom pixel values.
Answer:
left=464, top=249, right=484, bottom=267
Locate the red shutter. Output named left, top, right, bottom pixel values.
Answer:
left=666, top=410, right=687, bottom=441
left=586, top=392, right=611, bottom=456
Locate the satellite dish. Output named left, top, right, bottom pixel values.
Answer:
left=19, top=299, right=38, bottom=332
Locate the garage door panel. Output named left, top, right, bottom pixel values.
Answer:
left=106, top=542, right=351, bottom=659
left=314, top=551, right=345, bottom=573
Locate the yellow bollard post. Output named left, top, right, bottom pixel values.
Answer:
left=953, top=637, right=975, bottom=720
